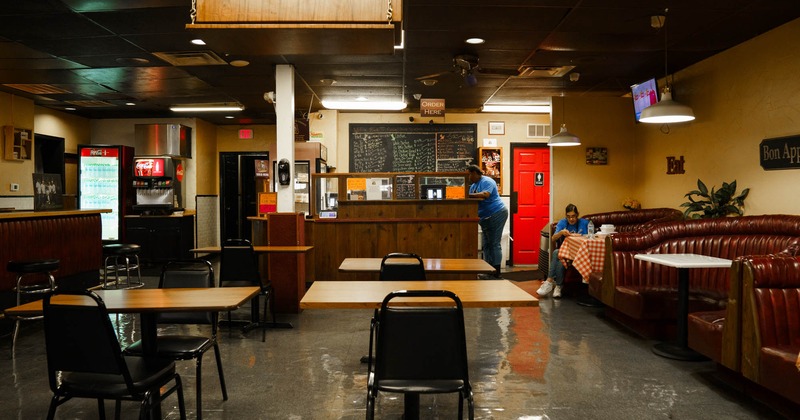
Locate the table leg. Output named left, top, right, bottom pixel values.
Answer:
left=138, top=313, right=163, bottom=418
left=652, top=267, right=706, bottom=361
left=403, top=393, right=420, bottom=420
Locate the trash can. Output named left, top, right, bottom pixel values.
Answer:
left=538, top=224, right=551, bottom=275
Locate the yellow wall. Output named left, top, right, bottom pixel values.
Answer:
left=633, top=18, right=800, bottom=215
left=551, top=96, right=638, bottom=216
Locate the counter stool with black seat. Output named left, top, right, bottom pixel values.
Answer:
left=102, top=243, right=144, bottom=289
left=7, top=258, right=59, bottom=350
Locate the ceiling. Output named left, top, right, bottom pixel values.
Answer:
left=0, top=0, right=798, bottom=126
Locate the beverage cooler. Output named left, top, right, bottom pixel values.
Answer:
left=77, top=145, right=135, bottom=242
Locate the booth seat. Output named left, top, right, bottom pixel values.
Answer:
left=0, top=213, right=102, bottom=329
left=583, top=207, right=683, bottom=233
left=740, top=255, right=800, bottom=405
left=687, top=245, right=800, bottom=370
left=588, top=215, right=800, bottom=338
left=551, top=208, right=683, bottom=290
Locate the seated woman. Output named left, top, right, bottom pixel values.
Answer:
left=538, top=203, right=588, bottom=298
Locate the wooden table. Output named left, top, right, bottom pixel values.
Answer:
left=191, top=246, right=313, bottom=254
left=301, top=279, right=537, bottom=309
left=301, top=279, right=536, bottom=418
left=338, top=258, right=495, bottom=275
left=634, top=253, right=732, bottom=361
left=191, top=246, right=314, bottom=314
left=5, top=287, right=257, bottom=417
left=5, top=287, right=259, bottom=355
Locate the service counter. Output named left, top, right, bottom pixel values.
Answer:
left=124, top=211, right=196, bottom=263
left=251, top=199, right=480, bottom=285
left=0, top=209, right=106, bottom=332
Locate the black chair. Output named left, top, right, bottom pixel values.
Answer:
left=43, top=289, right=186, bottom=420
left=366, top=290, right=474, bottom=419
left=219, top=239, right=274, bottom=342
left=124, top=259, right=226, bottom=419
left=379, top=253, right=426, bottom=281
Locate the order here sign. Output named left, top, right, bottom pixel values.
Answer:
left=420, top=98, right=445, bottom=117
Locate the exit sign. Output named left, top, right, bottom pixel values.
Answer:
left=239, top=128, right=254, bottom=139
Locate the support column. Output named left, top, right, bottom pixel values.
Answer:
left=275, top=64, right=295, bottom=211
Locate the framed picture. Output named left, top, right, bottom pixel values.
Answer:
left=585, top=147, right=608, bottom=165
left=488, top=121, right=505, bottom=135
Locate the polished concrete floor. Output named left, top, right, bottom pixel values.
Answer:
left=0, top=273, right=787, bottom=419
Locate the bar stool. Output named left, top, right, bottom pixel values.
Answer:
left=102, top=243, right=144, bottom=289
left=8, top=259, right=59, bottom=350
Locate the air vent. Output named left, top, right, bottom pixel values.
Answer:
left=517, top=65, right=576, bottom=78
left=153, top=51, right=228, bottom=66
left=3, top=84, right=71, bottom=94
left=66, top=100, right=115, bottom=107
left=527, top=124, right=551, bottom=138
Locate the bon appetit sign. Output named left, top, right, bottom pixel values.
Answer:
left=760, top=135, right=800, bottom=170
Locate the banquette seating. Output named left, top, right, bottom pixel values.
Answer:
left=0, top=214, right=102, bottom=334
left=553, top=208, right=683, bottom=289
left=587, top=215, right=800, bottom=339
left=739, top=255, right=800, bottom=405
left=583, top=207, right=683, bottom=233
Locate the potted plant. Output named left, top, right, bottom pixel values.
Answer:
left=681, top=179, right=749, bottom=219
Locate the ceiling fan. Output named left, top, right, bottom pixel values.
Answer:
left=416, top=54, right=520, bottom=86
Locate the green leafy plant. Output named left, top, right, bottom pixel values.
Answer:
left=681, top=179, right=749, bottom=219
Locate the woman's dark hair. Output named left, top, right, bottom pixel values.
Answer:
left=565, top=203, right=579, bottom=215
left=466, top=164, right=483, bottom=175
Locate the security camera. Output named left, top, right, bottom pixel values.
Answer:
left=569, top=72, right=580, bottom=82
left=413, top=93, right=422, bottom=100
left=263, top=91, right=275, bottom=103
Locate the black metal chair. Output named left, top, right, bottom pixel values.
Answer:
left=124, top=259, right=226, bottom=419
left=219, top=239, right=274, bottom=342
left=379, top=253, right=427, bottom=281
left=43, top=289, right=186, bottom=420
left=366, top=290, right=474, bottom=419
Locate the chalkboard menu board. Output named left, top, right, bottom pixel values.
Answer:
left=349, top=124, right=477, bottom=173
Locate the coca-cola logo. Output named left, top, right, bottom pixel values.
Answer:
left=89, top=149, right=103, bottom=156
left=135, top=159, right=154, bottom=177
left=176, top=163, right=184, bottom=182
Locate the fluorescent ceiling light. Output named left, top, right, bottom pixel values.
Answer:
left=466, top=37, right=485, bottom=44
left=321, top=100, right=407, bottom=111
left=482, top=104, right=551, bottom=113
left=191, top=39, right=206, bottom=45
left=170, top=104, right=244, bottom=112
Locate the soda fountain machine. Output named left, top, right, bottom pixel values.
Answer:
left=132, top=155, right=184, bottom=215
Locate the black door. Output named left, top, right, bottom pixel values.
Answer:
left=219, top=152, right=269, bottom=242
left=33, top=134, right=66, bottom=192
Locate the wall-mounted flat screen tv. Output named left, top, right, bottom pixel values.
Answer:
left=631, top=78, right=659, bottom=122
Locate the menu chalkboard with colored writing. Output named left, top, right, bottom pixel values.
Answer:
left=349, top=124, right=477, bottom=173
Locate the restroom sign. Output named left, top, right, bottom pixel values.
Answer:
left=535, top=172, right=544, bottom=186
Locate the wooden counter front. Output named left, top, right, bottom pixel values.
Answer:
left=313, top=199, right=480, bottom=282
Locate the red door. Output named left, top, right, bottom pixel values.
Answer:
left=511, top=146, right=550, bottom=265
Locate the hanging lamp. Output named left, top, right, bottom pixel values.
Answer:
left=548, top=95, right=580, bottom=147
left=639, top=10, right=695, bottom=124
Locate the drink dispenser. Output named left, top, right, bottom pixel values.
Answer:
left=132, top=156, right=184, bottom=214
